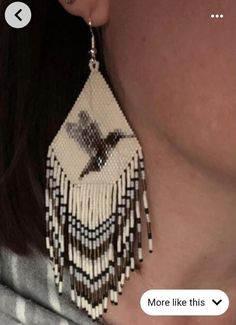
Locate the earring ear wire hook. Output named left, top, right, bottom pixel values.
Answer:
left=89, top=18, right=97, bottom=62
left=88, top=18, right=99, bottom=70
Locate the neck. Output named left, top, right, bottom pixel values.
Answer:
left=139, top=126, right=236, bottom=289
left=103, top=125, right=236, bottom=325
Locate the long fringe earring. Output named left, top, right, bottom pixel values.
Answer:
left=45, top=18, right=153, bottom=321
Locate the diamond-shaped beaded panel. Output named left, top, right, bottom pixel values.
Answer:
left=50, top=70, right=141, bottom=185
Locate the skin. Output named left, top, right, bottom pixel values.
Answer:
left=60, top=1, right=236, bottom=324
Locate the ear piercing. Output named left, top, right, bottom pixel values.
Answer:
left=65, top=0, right=74, bottom=4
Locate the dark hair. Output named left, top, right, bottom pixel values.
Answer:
left=0, top=0, right=105, bottom=255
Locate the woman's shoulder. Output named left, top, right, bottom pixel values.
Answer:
left=0, top=247, right=97, bottom=325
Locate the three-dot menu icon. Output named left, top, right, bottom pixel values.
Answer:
left=210, top=14, right=224, bottom=19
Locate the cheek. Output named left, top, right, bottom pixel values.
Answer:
left=103, top=0, right=236, bottom=179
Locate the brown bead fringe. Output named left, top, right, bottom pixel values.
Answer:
left=45, top=147, right=152, bottom=321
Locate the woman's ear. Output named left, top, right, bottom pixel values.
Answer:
left=58, top=0, right=110, bottom=26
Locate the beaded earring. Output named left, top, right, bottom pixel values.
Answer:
left=45, top=18, right=153, bottom=321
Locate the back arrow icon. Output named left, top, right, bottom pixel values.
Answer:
left=5, top=3, right=32, bottom=28
left=15, top=9, right=22, bottom=21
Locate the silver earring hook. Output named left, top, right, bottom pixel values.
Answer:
left=88, top=18, right=99, bottom=71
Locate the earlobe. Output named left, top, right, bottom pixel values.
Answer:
left=58, top=0, right=109, bottom=27
left=87, top=0, right=110, bottom=27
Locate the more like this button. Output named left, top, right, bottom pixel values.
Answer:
left=140, top=289, right=229, bottom=316
left=5, top=2, right=31, bottom=29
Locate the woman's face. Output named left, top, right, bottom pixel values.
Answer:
left=102, top=0, right=236, bottom=181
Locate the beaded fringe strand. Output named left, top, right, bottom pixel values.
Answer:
left=45, top=146, right=153, bottom=321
